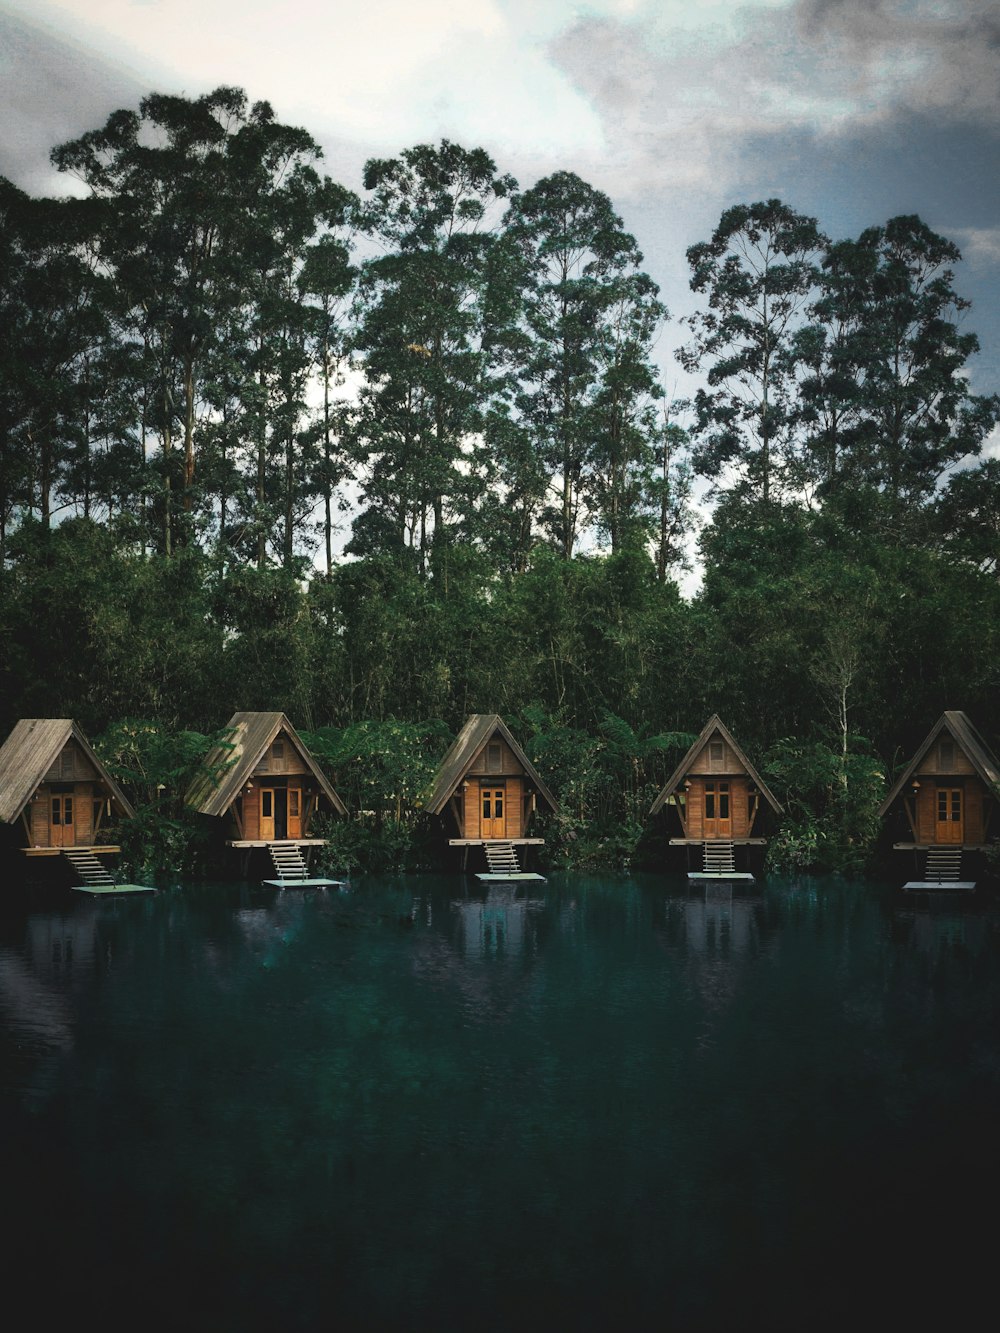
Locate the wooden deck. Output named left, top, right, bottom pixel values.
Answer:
left=226, top=838, right=327, bottom=848
left=261, top=878, right=345, bottom=889
left=475, top=872, right=546, bottom=882
left=688, top=871, right=756, bottom=882
left=23, top=845, right=121, bottom=857
left=73, top=883, right=156, bottom=896
left=449, top=838, right=545, bottom=846
left=669, top=838, right=767, bottom=846
left=902, top=880, right=976, bottom=892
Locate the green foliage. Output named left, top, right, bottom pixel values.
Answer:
left=521, top=705, right=695, bottom=869
left=762, top=736, right=886, bottom=874
left=303, top=719, right=451, bottom=872
left=2, top=105, right=999, bottom=884
left=93, top=718, right=227, bottom=881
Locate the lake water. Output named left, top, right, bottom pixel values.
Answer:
left=2, top=871, right=999, bottom=1331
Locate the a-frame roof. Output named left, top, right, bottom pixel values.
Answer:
left=420, top=714, right=559, bottom=816
left=185, top=712, right=347, bottom=817
left=0, top=719, right=135, bottom=825
left=649, top=714, right=782, bottom=816
left=877, top=710, right=1000, bottom=816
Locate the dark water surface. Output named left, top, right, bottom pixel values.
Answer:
left=3, top=871, right=1000, bottom=1331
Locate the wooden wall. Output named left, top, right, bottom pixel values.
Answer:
left=688, top=734, right=748, bottom=777
left=252, top=733, right=308, bottom=776
left=27, top=781, right=98, bottom=846
left=914, top=780, right=987, bottom=844
left=461, top=776, right=524, bottom=839
left=683, top=778, right=753, bottom=840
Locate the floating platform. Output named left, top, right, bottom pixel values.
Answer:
left=902, top=880, right=976, bottom=892
left=261, top=877, right=345, bottom=889
left=475, top=872, right=546, bottom=882
left=687, top=871, right=756, bottom=882
left=72, top=883, right=156, bottom=896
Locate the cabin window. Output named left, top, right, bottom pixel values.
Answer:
left=289, top=789, right=300, bottom=818
left=487, top=742, right=502, bottom=773
left=705, top=781, right=729, bottom=820
left=272, top=740, right=285, bottom=760
left=262, top=790, right=273, bottom=819
left=52, top=795, right=73, bottom=826
left=482, top=789, right=504, bottom=820
left=709, top=741, right=724, bottom=768
left=61, top=749, right=75, bottom=779
left=939, top=739, right=955, bottom=769
left=937, top=788, right=961, bottom=823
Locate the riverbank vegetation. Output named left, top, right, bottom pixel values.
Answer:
left=2, top=89, right=998, bottom=876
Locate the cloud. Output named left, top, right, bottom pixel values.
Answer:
left=0, top=8, right=147, bottom=193
left=951, top=228, right=1000, bottom=269
left=547, top=0, right=1000, bottom=201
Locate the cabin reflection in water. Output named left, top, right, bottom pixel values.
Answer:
left=449, top=884, right=545, bottom=960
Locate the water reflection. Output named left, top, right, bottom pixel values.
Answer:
left=448, top=883, right=545, bottom=960
left=1, top=873, right=999, bottom=1333
left=892, top=888, right=991, bottom=959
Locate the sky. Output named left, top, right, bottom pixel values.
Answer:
left=2, top=0, right=999, bottom=570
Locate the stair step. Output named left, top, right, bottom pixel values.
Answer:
left=484, top=842, right=521, bottom=875
left=62, top=850, right=115, bottom=886
left=925, top=848, right=962, bottom=881
left=703, top=842, right=736, bottom=873
left=268, top=843, right=309, bottom=879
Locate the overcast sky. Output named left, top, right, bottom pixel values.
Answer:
left=2, top=0, right=998, bottom=563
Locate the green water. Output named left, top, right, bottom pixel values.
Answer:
left=2, top=872, right=999, bottom=1331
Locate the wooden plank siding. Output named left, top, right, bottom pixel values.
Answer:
left=421, top=715, right=559, bottom=846
left=460, top=776, right=524, bottom=839
left=684, top=778, right=754, bottom=840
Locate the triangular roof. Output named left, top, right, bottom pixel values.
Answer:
left=0, top=719, right=135, bottom=824
left=420, top=714, right=559, bottom=816
left=649, top=714, right=782, bottom=816
left=877, top=710, right=1000, bottom=816
left=185, top=712, right=347, bottom=817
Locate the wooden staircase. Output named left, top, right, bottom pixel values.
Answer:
left=484, top=841, right=521, bottom=876
left=702, top=842, right=736, bottom=875
left=63, top=849, right=115, bottom=888
left=268, top=843, right=309, bottom=881
left=924, top=846, right=962, bottom=883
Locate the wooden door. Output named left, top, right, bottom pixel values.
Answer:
left=51, top=794, right=76, bottom=847
left=260, top=787, right=276, bottom=840
left=935, top=787, right=963, bottom=844
left=287, top=787, right=303, bottom=839
left=480, top=787, right=506, bottom=839
left=703, top=781, right=731, bottom=839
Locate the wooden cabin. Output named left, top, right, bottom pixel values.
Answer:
left=878, top=711, right=999, bottom=888
left=648, top=715, right=782, bottom=878
left=185, top=712, right=347, bottom=882
left=0, top=719, right=134, bottom=886
left=420, top=714, right=559, bottom=874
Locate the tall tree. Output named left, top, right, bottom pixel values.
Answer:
left=0, top=180, right=108, bottom=543
left=350, top=140, right=515, bottom=573
left=801, top=216, right=999, bottom=533
left=679, top=199, right=825, bottom=504
left=500, top=172, right=665, bottom=558
left=51, top=87, right=335, bottom=557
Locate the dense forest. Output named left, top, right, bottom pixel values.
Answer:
left=2, top=87, right=999, bottom=879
